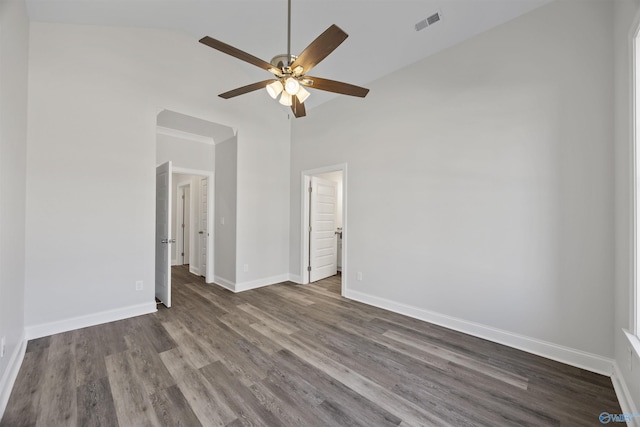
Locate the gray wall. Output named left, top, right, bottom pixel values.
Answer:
left=24, top=22, right=290, bottom=330
left=291, top=0, right=614, bottom=358
left=215, top=136, right=238, bottom=285
left=0, top=0, right=29, bottom=412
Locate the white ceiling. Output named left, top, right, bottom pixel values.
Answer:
left=26, top=0, right=552, bottom=110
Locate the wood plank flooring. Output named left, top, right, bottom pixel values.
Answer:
left=1, top=266, right=621, bottom=426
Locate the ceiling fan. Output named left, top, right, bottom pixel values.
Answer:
left=199, top=0, right=369, bottom=118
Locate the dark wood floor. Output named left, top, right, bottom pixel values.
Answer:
left=1, top=267, right=621, bottom=426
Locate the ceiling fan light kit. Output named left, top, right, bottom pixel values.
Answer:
left=199, top=0, right=369, bottom=118
left=266, top=80, right=283, bottom=99
left=296, top=86, right=311, bottom=103
left=279, top=91, right=293, bottom=107
left=284, top=77, right=300, bottom=96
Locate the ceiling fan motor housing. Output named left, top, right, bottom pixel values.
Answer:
left=270, top=54, right=298, bottom=69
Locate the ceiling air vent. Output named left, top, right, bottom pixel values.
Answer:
left=415, top=12, right=442, bottom=32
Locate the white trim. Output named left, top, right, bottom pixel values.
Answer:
left=175, top=182, right=191, bottom=267
left=626, top=329, right=640, bottom=361
left=25, top=302, right=157, bottom=340
left=156, top=126, right=215, bottom=145
left=300, top=164, right=348, bottom=295
left=289, top=274, right=303, bottom=284
left=171, top=167, right=212, bottom=177
left=632, top=7, right=640, bottom=339
left=612, top=361, right=640, bottom=427
left=344, top=289, right=615, bottom=376
left=0, top=332, right=27, bottom=421
left=205, top=176, right=214, bottom=283
left=235, top=274, right=289, bottom=292
left=301, top=174, right=311, bottom=284
left=213, top=274, right=290, bottom=293
left=188, top=181, right=197, bottom=271
left=213, top=275, right=235, bottom=292
left=172, top=167, right=215, bottom=285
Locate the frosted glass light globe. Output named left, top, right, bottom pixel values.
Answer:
left=284, top=77, right=300, bottom=95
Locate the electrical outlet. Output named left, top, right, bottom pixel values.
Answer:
left=357, top=272, right=363, bottom=281
left=1, top=337, right=5, bottom=358
left=243, top=264, right=249, bottom=272
left=135, top=280, right=144, bottom=291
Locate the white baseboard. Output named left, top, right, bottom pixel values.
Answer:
left=213, top=274, right=292, bottom=293
left=189, top=265, right=200, bottom=276
left=611, top=361, right=640, bottom=426
left=344, top=289, right=614, bottom=376
left=0, top=332, right=27, bottom=420
left=289, top=274, right=303, bottom=284
left=235, top=274, right=289, bottom=292
left=25, top=302, right=157, bottom=340
left=213, top=275, right=235, bottom=292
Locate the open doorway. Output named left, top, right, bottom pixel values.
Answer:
left=176, top=182, right=191, bottom=267
left=172, top=169, right=214, bottom=278
left=156, top=169, right=214, bottom=308
left=301, top=164, right=347, bottom=295
left=172, top=172, right=213, bottom=275
left=155, top=109, right=234, bottom=307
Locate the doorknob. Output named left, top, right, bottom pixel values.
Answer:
left=199, top=231, right=204, bottom=234
left=161, top=239, right=176, bottom=244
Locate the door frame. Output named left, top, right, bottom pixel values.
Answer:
left=175, top=182, right=191, bottom=266
left=173, top=167, right=215, bottom=284
left=156, top=161, right=173, bottom=307
left=300, top=163, right=347, bottom=295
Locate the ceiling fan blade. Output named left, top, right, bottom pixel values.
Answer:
left=303, top=76, right=369, bottom=98
left=290, top=25, right=348, bottom=75
left=219, top=80, right=275, bottom=99
left=199, top=36, right=277, bottom=73
left=291, top=96, right=306, bottom=118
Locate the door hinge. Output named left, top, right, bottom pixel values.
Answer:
left=182, top=195, right=185, bottom=200
left=307, top=266, right=311, bottom=272
left=309, top=226, right=312, bottom=232
left=308, top=186, right=312, bottom=193
left=182, top=223, right=185, bottom=228
left=181, top=252, right=184, bottom=256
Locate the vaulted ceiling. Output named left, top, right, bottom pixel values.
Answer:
left=26, top=0, right=552, bottom=109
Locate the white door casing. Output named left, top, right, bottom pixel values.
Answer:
left=176, top=184, right=190, bottom=266
left=310, top=176, right=338, bottom=282
left=172, top=168, right=213, bottom=283
left=184, top=186, right=190, bottom=264
left=155, top=161, right=172, bottom=307
left=200, top=177, right=208, bottom=277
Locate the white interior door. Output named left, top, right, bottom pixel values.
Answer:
left=310, top=176, right=338, bottom=282
left=199, top=177, right=208, bottom=277
left=155, top=161, right=172, bottom=307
